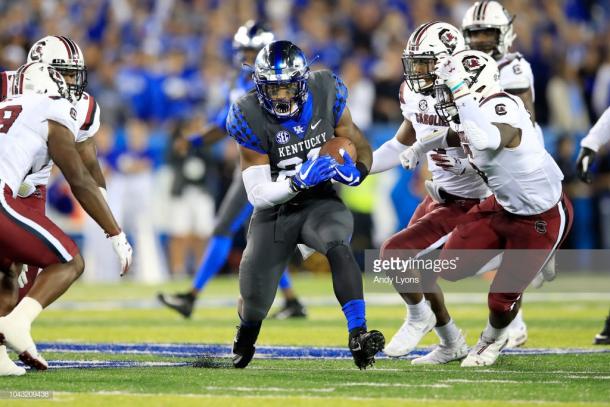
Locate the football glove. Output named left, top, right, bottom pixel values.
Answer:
left=332, top=149, right=364, bottom=186
left=289, top=155, right=337, bottom=191
left=108, top=231, right=133, bottom=276
left=399, top=143, right=424, bottom=170
left=576, top=146, right=596, bottom=184
left=434, top=54, right=469, bottom=98
left=430, top=151, right=471, bottom=175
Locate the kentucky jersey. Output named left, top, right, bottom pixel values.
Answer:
left=460, top=92, right=563, bottom=215
left=227, top=69, right=347, bottom=201
left=0, top=70, right=100, bottom=186
left=0, top=94, right=79, bottom=196
left=399, top=82, right=490, bottom=200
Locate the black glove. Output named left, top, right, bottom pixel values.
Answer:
left=576, top=146, right=596, bottom=184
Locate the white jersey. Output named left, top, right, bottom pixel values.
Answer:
left=581, top=106, right=610, bottom=152
left=1, top=70, right=100, bottom=186
left=399, top=82, right=490, bottom=199
left=463, top=92, right=563, bottom=215
left=497, top=53, right=534, bottom=99
left=0, top=94, right=79, bottom=196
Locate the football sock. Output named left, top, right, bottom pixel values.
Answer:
left=342, top=299, right=367, bottom=332
left=192, top=235, right=232, bottom=292
left=483, top=319, right=508, bottom=341
left=434, top=319, right=461, bottom=344
left=507, top=309, right=524, bottom=328
left=9, top=297, right=42, bottom=325
left=278, top=270, right=292, bottom=290
left=406, top=297, right=430, bottom=321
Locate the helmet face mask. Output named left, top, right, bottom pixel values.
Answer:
left=464, top=27, right=501, bottom=57
left=253, top=41, right=310, bottom=119
left=402, top=54, right=437, bottom=95
left=434, top=82, right=458, bottom=125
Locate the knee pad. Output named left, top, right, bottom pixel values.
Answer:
left=488, top=292, right=521, bottom=314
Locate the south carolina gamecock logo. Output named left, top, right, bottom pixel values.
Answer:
left=439, top=29, right=458, bottom=52
left=29, top=42, right=45, bottom=61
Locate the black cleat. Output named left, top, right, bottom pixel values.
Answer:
left=271, top=299, right=308, bottom=320
left=157, top=292, right=195, bottom=318
left=349, top=328, right=385, bottom=370
left=594, top=314, right=610, bottom=345
left=232, top=322, right=261, bottom=368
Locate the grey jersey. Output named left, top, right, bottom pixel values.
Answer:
left=227, top=70, right=348, bottom=202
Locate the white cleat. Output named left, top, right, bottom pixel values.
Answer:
left=383, top=309, right=436, bottom=357
left=506, top=321, right=528, bottom=349
left=411, top=331, right=469, bottom=365
left=0, top=345, right=25, bottom=376
left=461, top=333, right=508, bottom=367
left=0, top=317, right=47, bottom=371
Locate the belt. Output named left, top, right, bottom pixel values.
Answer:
left=439, top=189, right=481, bottom=203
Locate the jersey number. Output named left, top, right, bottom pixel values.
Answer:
left=0, top=106, right=23, bottom=133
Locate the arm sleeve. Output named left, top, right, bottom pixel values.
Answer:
left=331, top=73, right=348, bottom=126
left=46, top=97, right=79, bottom=138
left=242, top=164, right=297, bottom=209
left=581, top=107, right=610, bottom=152
left=370, top=138, right=407, bottom=174
left=226, top=103, right=268, bottom=154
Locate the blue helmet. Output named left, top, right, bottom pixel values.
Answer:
left=253, top=40, right=310, bottom=119
left=232, top=20, right=274, bottom=66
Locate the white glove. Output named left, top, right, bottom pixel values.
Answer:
left=109, top=232, right=133, bottom=276
left=17, top=264, right=28, bottom=289
left=399, top=142, right=424, bottom=170
left=17, top=181, right=36, bottom=198
left=430, top=151, right=471, bottom=175
left=434, top=54, right=469, bottom=97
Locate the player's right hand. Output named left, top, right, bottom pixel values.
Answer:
left=108, top=231, right=133, bottom=276
left=399, top=144, right=422, bottom=170
left=576, top=147, right=596, bottom=184
left=430, top=151, right=468, bottom=175
left=290, top=155, right=337, bottom=191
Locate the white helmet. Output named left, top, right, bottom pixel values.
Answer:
left=462, top=1, right=516, bottom=59
left=12, top=62, right=72, bottom=103
left=27, top=36, right=87, bottom=99
left=434, top=50, right=501, bottom=124
left=402, top=21, right=465, bottom=95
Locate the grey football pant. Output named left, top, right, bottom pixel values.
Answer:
left=238, top=196, right=364, bottom=322
left=213, top=166, right=252, bottom=237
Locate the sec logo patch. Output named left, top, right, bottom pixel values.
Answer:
left=70, top=107, right=77, bottom=120
left=419, top=100, right=428, bottom=111
left=275, top=131, right=291, bottom=145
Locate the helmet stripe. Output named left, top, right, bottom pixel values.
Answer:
left=55, top=36, right=73, bottom=59
left=15, top=62, right=36, bottom=94
left=413, top=21, right=438, bottom=47
left=481, top=0, right=490, bottom=19
left=63, top=36, right=80, bottom=60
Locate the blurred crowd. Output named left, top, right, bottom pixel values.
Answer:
left=0, top=0, right=609, bottom=280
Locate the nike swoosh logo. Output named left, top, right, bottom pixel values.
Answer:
left=335, top=169, right=354, bottom=182
left=299, top=160, right=317, bottom=179
left=310, top=119, right=322, bottom=130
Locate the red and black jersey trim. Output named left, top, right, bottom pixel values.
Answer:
left=80, top=95, right=96, bottom=131
left=0, top=72, right=7, bottom=101
left=479, top=91, right=519, bottom=107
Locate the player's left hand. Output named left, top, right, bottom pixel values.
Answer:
left=576, top=146, right=596, bottom=184
left=332, top=149, right=363, bottom=186
left=109, top=231, right=133, bottom=276
left=434, top=54, right=468, bottom=92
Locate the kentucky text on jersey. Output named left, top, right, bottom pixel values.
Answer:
left=278, top=132, right=328, bottom=158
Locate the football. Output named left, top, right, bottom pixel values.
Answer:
left=319, top=136, right=357, bottom=164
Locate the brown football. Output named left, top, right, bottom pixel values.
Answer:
left=319, top=137, right=357, bottom=164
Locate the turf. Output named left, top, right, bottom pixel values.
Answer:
left=0, top=273, right=608, bottom=406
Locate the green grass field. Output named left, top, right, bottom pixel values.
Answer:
left=0, top=273, right=608, bottom=406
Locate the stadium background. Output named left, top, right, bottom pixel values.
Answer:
left=1, top=0, right=609, bottom=281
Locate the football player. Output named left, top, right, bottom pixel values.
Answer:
left=0, top=36, right=112, bottom=375
left=0, top=63, right=132, bottom=374
left=227, top=40, right=384, bottom=369
left=576, top=106, right=610, bottom=345
left=413, top=49, right=573, bottom=366
left=371, top=22, right=484, bottom=364
left=460, top=0, right=546, bottom=347
left=158, top=21, right=306, bottom=320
